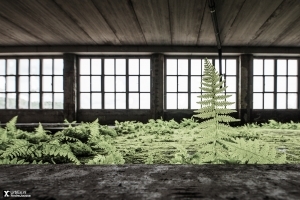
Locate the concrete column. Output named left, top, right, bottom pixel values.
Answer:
left=63, top=53, right=77, bottom=122
left=239, top=54, right=253, bottom=123
left=151, top=54, right=164, bottom=120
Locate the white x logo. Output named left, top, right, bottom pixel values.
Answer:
left=3, top=191, right=10, bottom=197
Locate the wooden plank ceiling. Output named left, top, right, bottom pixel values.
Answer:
left=0, top=0, right=299, bottom=47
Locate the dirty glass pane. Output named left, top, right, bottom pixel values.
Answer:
left=191, top=76, right=201, bottom=92
left=191, top=59, right=201, bottom=75
left=167, top=93, right=177, bottom=109
left=19, top=76, right=29, bottom=92
left=43, top=59, right=52, bottom=75
left=253, top=93, right=263, bottom=109
left=92, top=93, right=101, bottom=109
left=105, top=76, right=114, bottom=92
left=140, top=93, right=150, bottom=109
left=91, top=76, right=101, bottom=91
left=19, top=93, right=29, bottom=109
left=80, top=93, right=90, bottom=109
left=19, top=59, right=29, bottom=75
left=277, top=60, right=287, bottom=75
left=178, top=93, right=188, bottom=109
left=80, top=59, right=90, bottom=75
left=277, top=93, right=286, bottom=109
left=54, top=59, right=63, bottom=75
left=178, top=59, right=188, bottom=75
left=0, top=60, right=5, bottom=75
left=116, top=76, right=126, bottom=92
left=43, top=93, right=52, bottom=109
left=140, top=76, right=150, bottom=92
left=91, top=59, right=101, bottom=75
left=264, top=59, right=274, bottom=75
left=129, top=93, right=139, bottom=109
left=105, top=93, right=115, bottom=109
left=253, top=59, right=263, bottom=75
left=30, top=76, right=40, bottom=92
left=80, top=76, right=90, bottom=92
left=6, top=77, right=16, bottom=92
left=116, top=93, right=126, bottom=109
left=43, top=76, right=52, bottom=92
left=264, top=93, right=274, bottom=109
left=178, top=76, right=188, bottom=92
left=116, top=59, right=126, bottom=75
left=7, top=93, right=16, bottom=109
left=30, top=59, right=40, bottom=75
left=30, top=93, right=39, bottom=109
left=140, top=59, right=150, bottom=75
left=166, top=59, right=177, bottom=75
left=54, top=76, right=63, bottom=92
left=288, top=93, right=297, bottom=109
left=129, top=59, right=139, bottom=75
left=54, top=93, right=63, bottom=109
left=167, top=76, right=177, bottom=92
left=129, top=76, right=138, bottom=92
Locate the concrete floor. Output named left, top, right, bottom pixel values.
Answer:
left=0, top=164, right=299, bottom=200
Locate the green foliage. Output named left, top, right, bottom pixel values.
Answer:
left=180, top=117, right=199, bottom=128
left=191, top=58, right=286, bottom=164
left=261, top=119, right=300, bottom=130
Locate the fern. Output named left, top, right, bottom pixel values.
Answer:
left=192, top=58, right=286, bottom=164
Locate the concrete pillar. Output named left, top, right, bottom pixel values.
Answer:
left=63, top=53, right=77, bottom=122
left=151, top=54, right=164, bottom=120
left=239, top=54, right=253, bottom=123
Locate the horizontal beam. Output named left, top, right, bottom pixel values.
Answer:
left=0, top=45, right=299, bottom=56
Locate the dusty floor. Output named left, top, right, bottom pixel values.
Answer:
left=0, top=164, right=299, bottom=200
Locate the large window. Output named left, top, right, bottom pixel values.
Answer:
left=253, top=58, right=298, bottom=109
left=79, top=57, right=151, bottom=109
left=165, top=57, right=237, bottom=110
left=0, top=58, right=63, bottom=109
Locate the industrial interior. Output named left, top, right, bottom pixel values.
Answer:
left=0, top=0, right=299, bottom=127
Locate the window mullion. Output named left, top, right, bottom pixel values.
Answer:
left=16, top=59, right=19, bottom=109
left=274, top=59, right=277, bottom=109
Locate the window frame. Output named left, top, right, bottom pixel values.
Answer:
left=0, top=56, right=64, bottom=110
left=77, top=56, right=152, bottom=110
left=164, top=56, right=239, bottom=110
left=252, top=56, right=300, bottom=109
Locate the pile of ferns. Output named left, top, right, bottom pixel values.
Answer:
left=0, top=117, right=124, bottom=165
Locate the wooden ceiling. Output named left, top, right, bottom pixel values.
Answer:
left=0, top=0, right=299, bottom=47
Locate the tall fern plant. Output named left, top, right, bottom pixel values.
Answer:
left=192, top=58, right=286, bottom=164
left=193, top=58, right=240, bottom=163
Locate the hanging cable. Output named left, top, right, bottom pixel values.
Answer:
left=208, top=0, right=223, bottom=85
